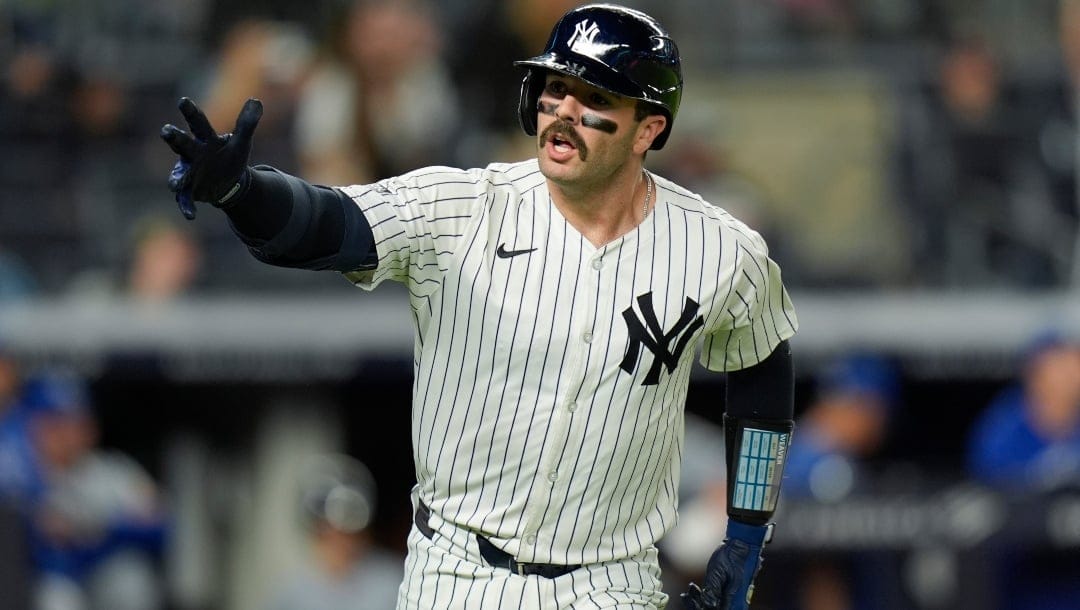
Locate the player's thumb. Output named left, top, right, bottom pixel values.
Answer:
left=233, top=98, right=263, bottom=143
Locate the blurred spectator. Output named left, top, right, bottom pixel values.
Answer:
left=265, top=454, right=403, bottom=610
left=199, top=0, right=321, bottom=49
left=125, top=216, right=203, bottom=304
left=70, top=214, right=203, bottom=304
left=784, top=354, right=900, bottom=502
left=201, top=18, right=314, bottom=174
left=0, top=338, right=30, bottom=608
left=0, top=4, right=75, bottom=294
left=781, top=354, right=902, bottom=610
left=163, top=17, right=321, bottom=294
left=0, top=339, right=27, bottom=501
left=1, top=0, right=65, bottom=114
left=294, top=0, right=460, bottom=185
left=1, top=0, right=207, bottom=295
left=0, top=249, right=38, bottom=302
left=774, top=0, right=860, bottom=41
left=651, top=111, right=774, bottom=233
left=967, top=330, right=1080, bottom=490
left=661, top=356, right=902, bottom=609
left=63, top=66, right=155, bottom=284
left=0, top=364, right=29, bottom=610
left=965, top=330, right=1080, bottom=610
left=441, top=0, right=581, bottom=165
left=0, top=338, right=23, bottom=426
left=1043, top=0, right=1080, bottom=285
left=649, top=108, right=793, bottom=276
left=0, top=369, right=167, bottom=610
left=896, top=35, right=1068, bottom=288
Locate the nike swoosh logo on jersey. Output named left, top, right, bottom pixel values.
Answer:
left=496, top=243, right=538, bottom=258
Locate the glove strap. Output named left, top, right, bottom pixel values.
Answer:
left=215, top=168, right=253, bottom=208
left=726, top=519, right=773, bottom=547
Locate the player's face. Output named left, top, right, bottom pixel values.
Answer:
left=535, top=73, right=663, bottom=189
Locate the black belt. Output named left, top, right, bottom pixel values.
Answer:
left=414, top=501, right=581, bottom=579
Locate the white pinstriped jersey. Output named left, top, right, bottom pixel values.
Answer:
left=338, top=158, right=797, bottom=566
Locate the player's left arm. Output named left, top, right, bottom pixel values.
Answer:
left=683, top=340, right=794, bottom=610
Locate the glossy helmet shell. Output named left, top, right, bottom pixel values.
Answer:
left=514, top=4, right=683, bottom=150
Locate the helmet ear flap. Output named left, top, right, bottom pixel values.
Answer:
left=516, top=70, right=545, bottom=136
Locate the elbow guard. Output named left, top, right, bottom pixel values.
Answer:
left=235, top=167, right=375, bottom=271
left=724, top=414, right=794, bottom=526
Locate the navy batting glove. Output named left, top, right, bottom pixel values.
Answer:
left=160, top=97, right=262, bottom=220
left=681, top=520, right=772, bottom=610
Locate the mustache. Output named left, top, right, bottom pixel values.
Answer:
left=539, top=119, right=589, bottom=161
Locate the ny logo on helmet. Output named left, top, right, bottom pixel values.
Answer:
left=564, top=62, right=586, bottom=77
left=568, top=20, right=601, bottom=53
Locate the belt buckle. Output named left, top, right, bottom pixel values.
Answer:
left=516, top=562, right=526, bottom=576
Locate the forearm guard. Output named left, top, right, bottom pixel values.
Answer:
left=724, top=415, right=794, bottom=526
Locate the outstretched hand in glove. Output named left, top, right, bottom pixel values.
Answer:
left=681, top=520, right=772, bottom=610
left=160, top=97, right=263, bottom=219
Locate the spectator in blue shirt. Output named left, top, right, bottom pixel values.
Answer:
left=784, top=354, right=900, bottom=502
left=966, top=329, right=1080, bottom=610
left=967, top=331, right=1080, bottom=490
left=779, top=354, right=902, bottom=610
left=0, top=369, right=168, bottom=610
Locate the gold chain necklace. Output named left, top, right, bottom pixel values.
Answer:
left=642, top=169, right=654, bottom=220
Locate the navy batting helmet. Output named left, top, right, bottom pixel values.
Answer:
left=514, top=4, right=683, bottom=150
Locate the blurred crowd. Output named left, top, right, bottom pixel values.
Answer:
left=0, top=342, right=407, bottom=610
left=1, top=0, right=1079, bottom=297
left=2, top=328, right=1071, bottom=608
left=5, top=325, right=1078, bottom=609
left=0, top=362, right=168, bottom=610
left=663, top=330, right=1080, bottom=610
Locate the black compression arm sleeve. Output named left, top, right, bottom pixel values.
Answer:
left=222, top=166, right=376, bottom=272
left=724, top=340, right=794, bottom=525
left=220, top=167, right=290, bottom=239
left=725, top=340, right=793, bottom=421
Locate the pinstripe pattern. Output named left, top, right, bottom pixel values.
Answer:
left=399, top=521, right=666, bottom=609
left=338, top=159, right=797, bottom=603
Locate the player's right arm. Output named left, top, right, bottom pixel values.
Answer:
left=160, top=97, right=377, bottom=273
left=683, top=221, right=799, bottom=610
left=682, top=342, right=794, bottom=610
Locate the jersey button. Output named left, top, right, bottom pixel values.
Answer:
left=591, top=259, right=602, bottom=270
left=524, top=533, right=537, bottom=545
left=566, top=401, right=577, bottom=413
left=582, top=332, right=593, bottom=343
left=548, top=470, right=558, bottom=482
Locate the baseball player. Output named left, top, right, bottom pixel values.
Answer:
left=160, top=4, right=797, bottom=609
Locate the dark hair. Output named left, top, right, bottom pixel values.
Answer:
left=635, top=100, right=661, bottom=122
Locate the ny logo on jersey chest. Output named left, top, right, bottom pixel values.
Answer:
left=620, top=292, right=705, bottom=386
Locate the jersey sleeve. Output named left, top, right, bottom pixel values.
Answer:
left=335, top=167, right=488, bottom=290
left=700, top=223, right=798, bottom=372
